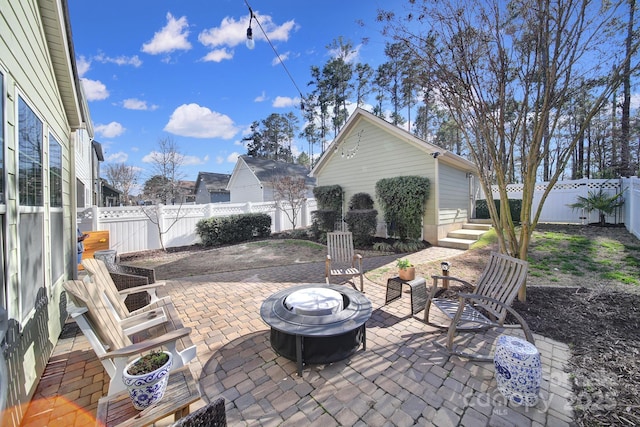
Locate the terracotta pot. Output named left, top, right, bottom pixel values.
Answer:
left=398, top=267, right=416, bottom=281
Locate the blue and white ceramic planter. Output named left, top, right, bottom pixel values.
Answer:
left=123, top=351, right=173, bottom=410
left=493, top=335, right=542, bottom=407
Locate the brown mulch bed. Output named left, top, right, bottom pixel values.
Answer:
left=513, top=287, right=640, bottom=426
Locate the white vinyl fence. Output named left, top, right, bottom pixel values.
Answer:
left=78, top=199, right=317, bottom=255
left=477, top=177, right=640, bottom=239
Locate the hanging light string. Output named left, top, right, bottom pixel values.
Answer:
left=244, top=0, right=305, bottom=110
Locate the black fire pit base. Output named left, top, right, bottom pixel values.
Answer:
left=260, top=284, right=372, bottom=376
left=270, top=325, right=365, bottom=364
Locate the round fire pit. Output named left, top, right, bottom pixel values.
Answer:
left=260, top=284, right=372, bottom=375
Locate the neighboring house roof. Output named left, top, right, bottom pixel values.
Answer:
left=195, top=172, right=231, bottom=193
left=310, top=107, right=477, bottom=177
left=235, top=155, right=316, bottom=187
left=178, top=180, right=196, bottom=194
left=101, top=180, right=122, bottom=196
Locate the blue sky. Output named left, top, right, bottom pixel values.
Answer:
left=68, top=0, right=389, bottom=185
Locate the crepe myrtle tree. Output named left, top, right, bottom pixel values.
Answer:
left=378, top=0, right=639, bottom=300
left=270, top=175, right=308, bottom=230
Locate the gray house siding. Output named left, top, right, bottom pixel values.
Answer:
left=1, top=1, right=84, bottom=425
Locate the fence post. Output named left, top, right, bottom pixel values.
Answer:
left=301, top=199, right=309, bottom=228
left=91, top=205, right=99, bottom=230
left=274, top=201, right=282, bottom=232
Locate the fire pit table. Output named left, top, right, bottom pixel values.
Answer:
left=260, top=284, right=372, bottom=376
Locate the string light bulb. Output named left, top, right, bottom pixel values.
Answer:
left=246, top=9, right=255, bottom=50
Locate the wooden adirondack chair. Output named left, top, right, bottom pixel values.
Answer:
left=325, top=231, right=364, bottom=292
left=424, top=252, right=535, bottom=361
left=63, top=280, right=196, bottom=395
left=82, top=258, right=169, bottom=333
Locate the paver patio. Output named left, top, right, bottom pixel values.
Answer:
left=21, top=249, right=575, bottom=426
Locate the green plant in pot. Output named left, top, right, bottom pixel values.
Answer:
left=397, top=259, right=416, bottom=281
left=122, top=350, right=173, bottom=410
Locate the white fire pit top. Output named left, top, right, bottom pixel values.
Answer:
left=284, top=287, right=343, bottom=316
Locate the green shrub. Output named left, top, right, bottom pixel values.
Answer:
left=376, top=176, right=430, bottom=240
left=348, top=192, right=374, bottom=210
left=312, top=185, right=343, bottom=234
left=344, top=209, right=377, bottom=247
left=313, top=185, right=343, bottom=211
left=344, top=192, right=377, bottom=247
left=312, top=209, right=341, bottom=233
left=195, top=213, right=271, bottom=246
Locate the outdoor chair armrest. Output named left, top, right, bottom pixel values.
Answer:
left=100, top=327, right=192, bottom=359
left=129, top=296, right=172, bottom=316
left=119, top=307, right=168, bottom=335
left=430, top=275, right=474, bottom=288
left=117, top=281, right=165, bottom=296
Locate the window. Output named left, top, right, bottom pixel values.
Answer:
left=49, top=135, right=62, bottom=207
left=0, top=70, right=4, bottom=205
left=49, top=135, right=63, bottom=281
left=0, top=71, right=5, bottom=308
left=18, top=96, right=44, bottom=319
left=18, top=98, right=43, bottom=206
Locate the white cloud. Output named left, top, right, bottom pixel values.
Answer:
left=254, top=91, right=267, bottom=102
left=141, top=151, right=206, bottom=166
left=202, top=48, right=234, bottom=63
left=95, top=122, right=125, bottom=138
left=142, top=12, right=192, bottom=55
left=198, top=12, right=297, bottom=60
left=123, top=98, right=159, bottom=111
left=81, top=78, right=109, bottom=101
left=106, top=151, right=128, bottom=163
left=77, top=56, right=91, bottom=77
left=94, top=52, right=143, bottom=67
left=328, top=43, right=362, bottom=64
left=198, top=16, right=247, bottom=48
left=182, top=154, right=209, bottom=166
left=631, top=93, right=640, bottom=110
left=164, top=103, right=238, bottom=139
left=271, top=51, right=289, bottom=67
left=227, top=152, right=241, bottom=163
left=273, top=96, right=299, bottom=108
left=216, top=156, right=225, bottom=164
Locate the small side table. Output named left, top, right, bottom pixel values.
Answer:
left=96, top=366, right=201, bottom=427
left=385, top=276, right=428, bottom=315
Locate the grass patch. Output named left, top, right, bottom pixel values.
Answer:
left=528, top=225, right=639, bottom=288
left=470, top=228, right=498, bottom=249
left=600, top=271, right=639, bottom=285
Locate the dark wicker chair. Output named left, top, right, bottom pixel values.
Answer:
left=171, top=398, right=226, bottom=427
left=94, top=252, right=157, bottom=312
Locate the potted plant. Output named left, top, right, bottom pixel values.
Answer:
left=122, top=350, right=173, bottom=410
left=397, top=259, right=416, bottom=281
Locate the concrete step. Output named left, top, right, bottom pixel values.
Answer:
left=468, top=218, right=493, bottom=225
left=462, top=223, right=493, bottom=232
left=448, top=228, right=488, bottom=240
left=437, top=237, right=476, bottom=250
